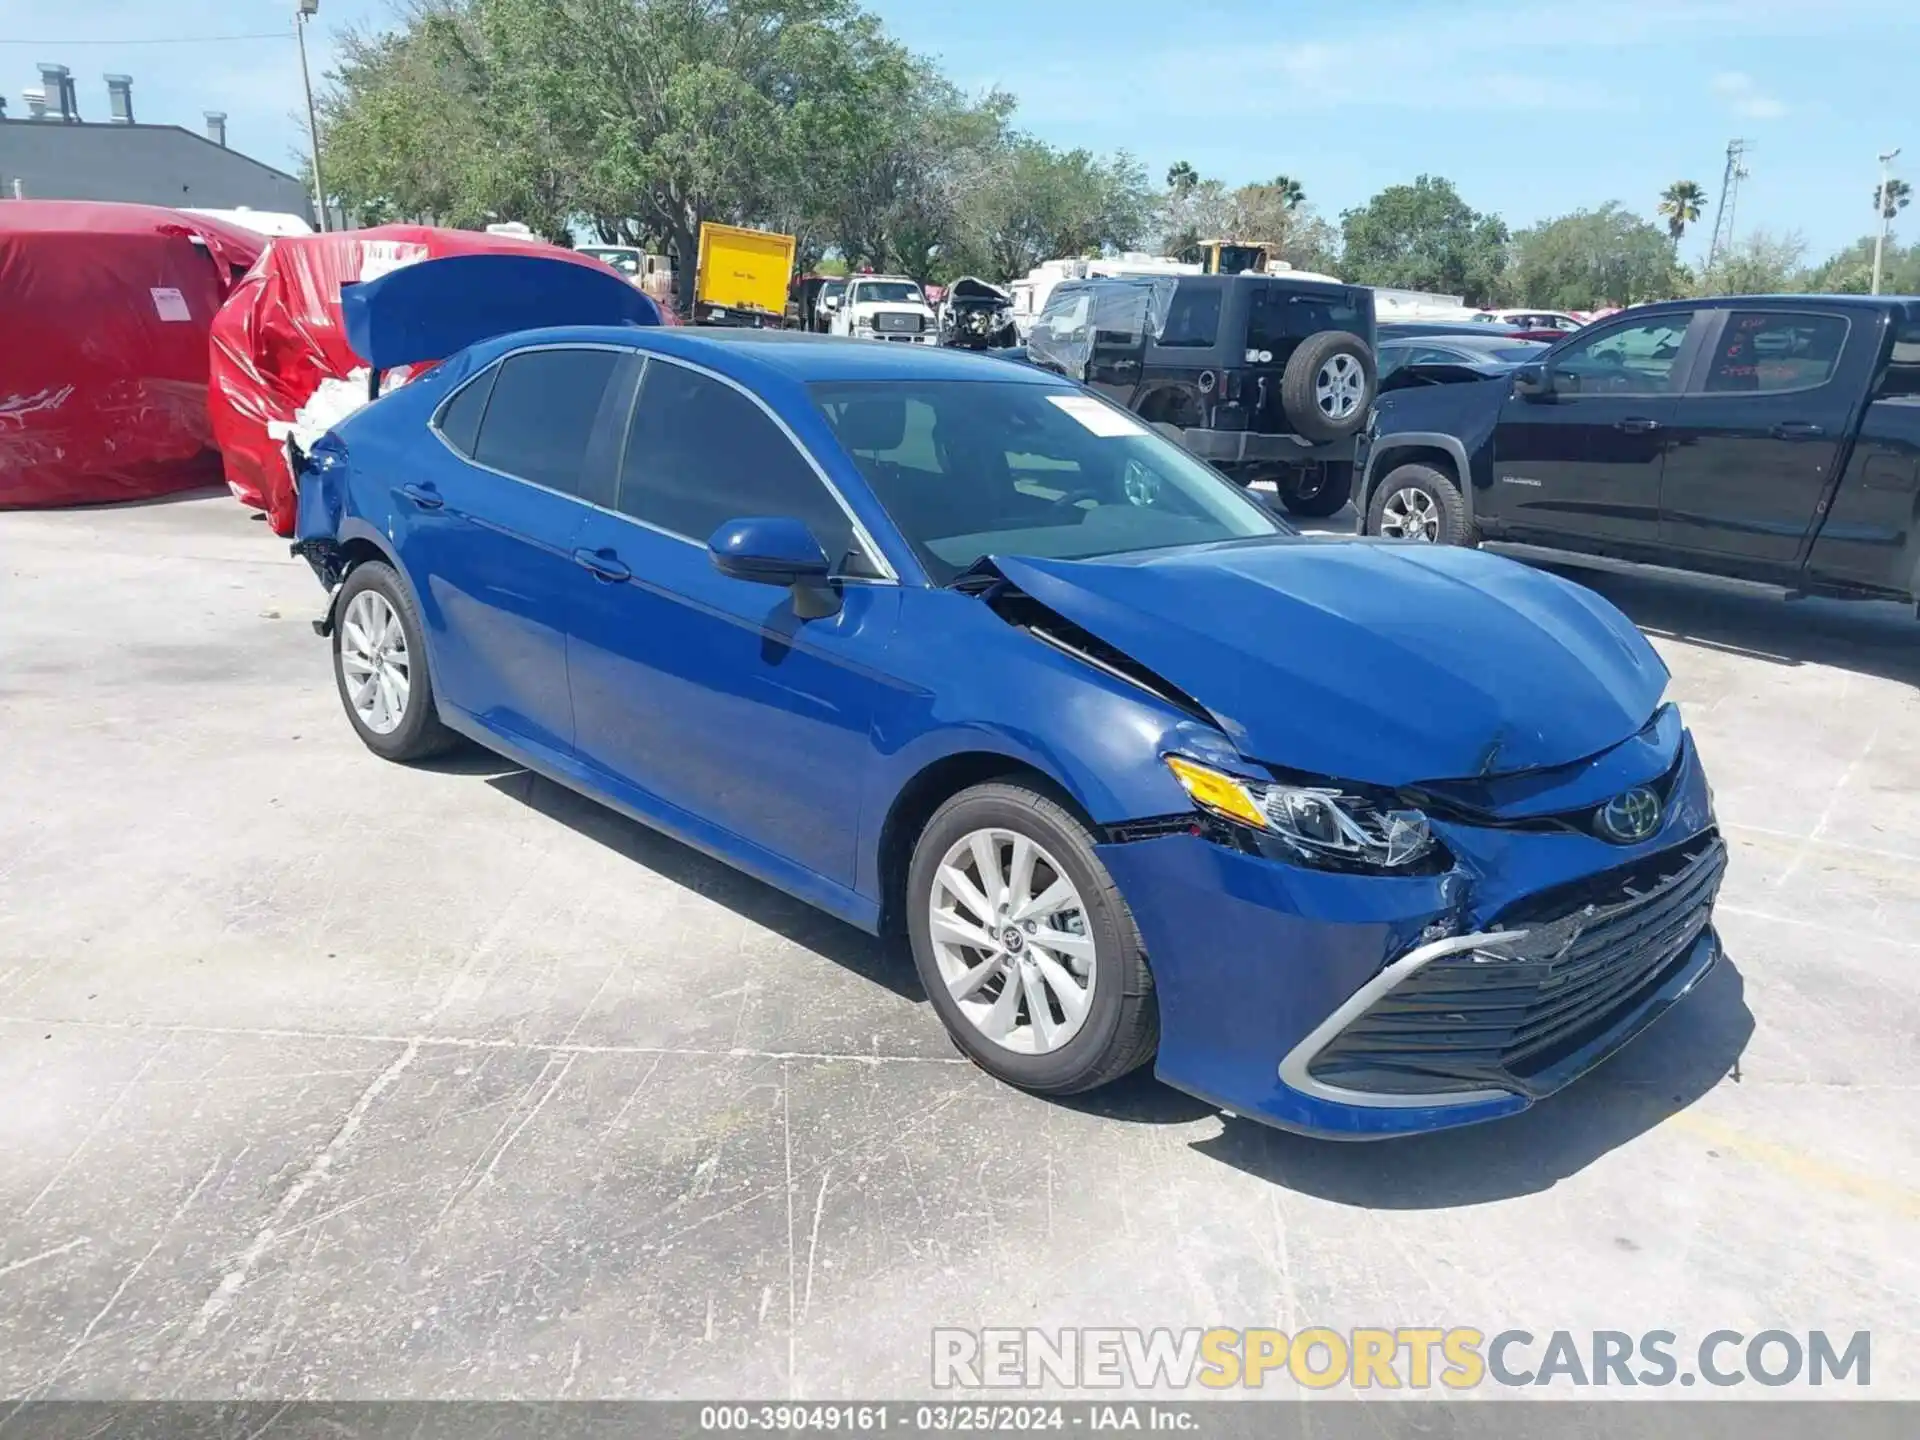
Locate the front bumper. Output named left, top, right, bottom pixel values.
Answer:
left=1094, top=739, right=1723, bottom=1139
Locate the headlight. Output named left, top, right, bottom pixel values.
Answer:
left=1163, top=755, right=1438, bottom=871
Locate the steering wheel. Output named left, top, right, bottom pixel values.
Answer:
left=1048, top=488, right=1104, bottom=511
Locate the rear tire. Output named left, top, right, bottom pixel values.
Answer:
left=1365, top=462, right=1476, bottom=546
left=331, top=560, right=460, bottom=762
left=907, top=782, right=1157, bottom=1096
left=1278, top=461, right=1354, bottom=518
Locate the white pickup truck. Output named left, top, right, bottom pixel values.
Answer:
left=829, top=275, right=938, bottom=345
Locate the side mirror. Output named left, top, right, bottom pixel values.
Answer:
left=708, top=517, right=840, bottom=618
left=1512, top=363, right=1553, bottom=399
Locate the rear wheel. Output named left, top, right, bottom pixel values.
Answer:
left=332, top=560, right=459, bottom=762
left=1278, top=461, right=1354, bottom=518
left=907, top=782, right=1157, bottom=1095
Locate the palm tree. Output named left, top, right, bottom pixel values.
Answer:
left=1270, top=174, right=1306, bottom=211
left=1876, top=177, right=1912, bottom=220
left=1658, top=180, right=1707, bottom=249
left=1165, top=161, right=1199, bottom=198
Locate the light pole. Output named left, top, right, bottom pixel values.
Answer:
left=1872, top=147, right=1901, bottom=296
left=296, top=0, right=328, bottom=231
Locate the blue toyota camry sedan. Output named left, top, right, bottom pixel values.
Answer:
left=293, top=256, right=1723, bottom=1139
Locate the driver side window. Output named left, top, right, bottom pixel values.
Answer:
left=1549, top=315, right=1693, bottom=395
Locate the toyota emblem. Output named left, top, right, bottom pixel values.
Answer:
left=1595, top=786, right=1663, bottom=845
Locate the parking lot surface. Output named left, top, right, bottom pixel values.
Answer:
left=2, top=492, right=1916, bottom=1399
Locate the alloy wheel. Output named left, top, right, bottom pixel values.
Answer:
left=339, top=590, right=411, bottom=735
left=1379, top=486, right=1441, bottom=542
left=1315, top=353, right=1366, bottom=420
left=927, top=827, right=1096, bottom=1055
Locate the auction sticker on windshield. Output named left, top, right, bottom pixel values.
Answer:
left=149, top=287, right=192, bottom=322
left=1048, top=393, right=1147, bottom=437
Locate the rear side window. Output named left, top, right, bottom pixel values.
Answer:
left=471, top=348, right=624, bottom=503
left=1092, top=284, right=1151, bottom=345
left=1154, top=284, right=1222, bottom=348
left=617, top=360, right=859, bottom=569
left=435, top=366, right=496, bottom=457
left=1248, top=287, right=1368, bottom=352
left=1702, top=312, right=1850, bottom=394
left=1880, top=322, right=1920, bottom=398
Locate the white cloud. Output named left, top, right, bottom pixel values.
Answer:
left=1712, top=71, right=1789, bottom=120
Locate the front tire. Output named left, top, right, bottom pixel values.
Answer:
left=331, top=559, right=459, bottom=762
left=1366, top=462, right=1476, bottom=546
left=907, top=782, right=1157, bottom=1096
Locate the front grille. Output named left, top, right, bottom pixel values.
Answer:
left=1306, top=835, right=1725, bottom=1098
left=874, top=312, right=923, bottom=334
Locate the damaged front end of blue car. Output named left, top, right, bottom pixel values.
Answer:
left=985, top=542, right=1724, bottom=1139
left=1100, top=708, right=1721, bottom=1138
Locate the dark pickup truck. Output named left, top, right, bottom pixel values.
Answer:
left=1355, top=295, right=1920, bottom=609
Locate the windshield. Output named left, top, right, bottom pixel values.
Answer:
left=810, top=379, right=1285, bottom=584
left=581, top=248, right=640, bottom=275
left=850, top=280, right=925, bottom=306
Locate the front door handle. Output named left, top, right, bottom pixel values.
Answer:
left=1615, top=417, right=1662, bottom=434
left=1771, top=421, right=1826, bottom=439
left=400, top=482, right=444, bottom=510
left=572, top=547, right=631, bottom=583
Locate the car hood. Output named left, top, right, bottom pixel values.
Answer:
left=988, top=539, right=1667, bottom=785
left=850, top=301, right=934, bottom=318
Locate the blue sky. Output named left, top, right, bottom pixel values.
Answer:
left=3, top=0, right=1912, bottom=264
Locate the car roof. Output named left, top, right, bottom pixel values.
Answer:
left=1378, top=320, right=1516, bottom=338
left=474, top=324, right=1067, bottom=385
left=1382, top=333, right=1549, bottom=354
left=1627, top=294, right=1920, bottom=321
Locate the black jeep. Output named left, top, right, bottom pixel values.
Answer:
left=1023, top=273, right=1378, bottom=516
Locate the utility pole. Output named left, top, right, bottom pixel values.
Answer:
left=1704, top=139, right=1751, bottom=277
left=1872, top=147, right=1902, bottom=296
left=296, top=0, right=328, bottom=231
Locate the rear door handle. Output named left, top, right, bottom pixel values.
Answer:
left=1615, top=417, right=1661, bottom=434
left=572, top=548, right=631, bottom=584
left=399, top=482, right=444, bottom=510
left=1771, top=421, right=1825, bottom=439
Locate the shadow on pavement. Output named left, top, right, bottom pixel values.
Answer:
left=486, top=768, right=925, bottom=1004
left=66, top=481, right=234, bottom=511
left=1509, top=551, right=1920, bottom=688
left=466, top=744, right=1755, bottom=1172
left=1189, top=955, right=1753, bottom=1208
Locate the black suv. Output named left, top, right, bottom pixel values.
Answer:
left=1023, top=273, right=1378, bottom=516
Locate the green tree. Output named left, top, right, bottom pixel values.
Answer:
left=1693, top=230, right=1808, bottom=296
left=1511, top=204, right=1679, bottom=308
left=1156, top=174, right=1233, bottom=260
left=1876, top=177, right=1912, bottom=221
left=1802, top=235, right=1920, bottom=294
left=1165, top=160, right=1199, bottom=197
left=1657, top=180, right=1707, bottom=250
left=955, top=140, right=1154, bottom=281
left=1269, top=174, right=1305, bottom=211
left=1339, top=175, right=1509, bottom=304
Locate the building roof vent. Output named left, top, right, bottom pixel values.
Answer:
left=105, top=73, right=133, bottom=124
left=37, top=63, right=76, bottom=121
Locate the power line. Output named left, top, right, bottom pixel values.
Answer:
left=0, top=33, right=288, bottom=47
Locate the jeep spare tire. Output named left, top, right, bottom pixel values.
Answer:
left=1281, top=332, right=1376, bottom=442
